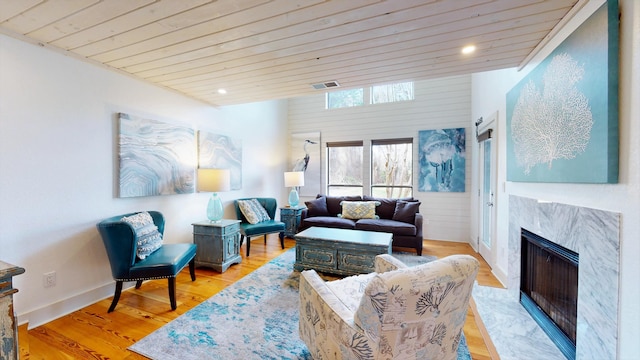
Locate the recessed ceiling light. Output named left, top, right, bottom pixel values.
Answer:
left=461, top=45, right=476, bottom=55
left=217, top=88, right=227, bottom=94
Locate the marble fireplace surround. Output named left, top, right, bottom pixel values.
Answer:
left=512, top=195, right=620, bottom=358
left=473, top=195, right=620, bottom=359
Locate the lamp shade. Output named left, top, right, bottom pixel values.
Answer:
left=197, top=169, right=231, bottom=192
left=284, top=171, right=305, bottom=187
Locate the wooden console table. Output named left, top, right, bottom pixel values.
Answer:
left=192, top=219, right=241, bottom=272
left=1, top=261, right=25, bottom=360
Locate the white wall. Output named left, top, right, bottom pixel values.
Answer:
left=288, top=76, right=472, bottom=242
left=0, top=34, right=289, bottom=328
left=470, top=0, right=640, bottom=357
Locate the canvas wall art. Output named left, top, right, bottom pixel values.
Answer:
left=118, top=113, right=196, bottom=197
left=289, top=132, right=321, bottom=196
left=198, top=131, right=242, bottom=190
left=506, top=1, right=619, bottom=183
left=418, top=128, right=466, bottom=192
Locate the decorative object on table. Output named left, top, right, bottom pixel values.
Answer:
left=197, top=168, right=231, bottom=222
left=284, top=171, right=304, bottom=207
left=300, top=253, right=479, bottom=360
left=506, top=1, right=619, bottom=183
left=418, top=127, right=466, bottom=192
left=0, top=261, right=25, bottom=360
left=279, top=205, right=305, bottom=238
left=128, top=249, right=472, bottom=360
left=192, top=219, right=241, bottom=272
left=96, top=211, right=196, bottom=312
left=118, top=113, right=196, bottom=198
left=233, top=197, right=285, bottom=256
left=289, top=132, right=320, bottom=196
left=198, top=131, right=243, bottom=190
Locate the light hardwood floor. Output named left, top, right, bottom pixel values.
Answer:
left=18, top=237, right=504, bottom=359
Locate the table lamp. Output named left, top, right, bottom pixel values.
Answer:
left=284, top=171, right=305, bottom=207
left=197, top=168, right=231, bottom=222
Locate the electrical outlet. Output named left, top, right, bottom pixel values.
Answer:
left=43, top=271, right=56, bottom=288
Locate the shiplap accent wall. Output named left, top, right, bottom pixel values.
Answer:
left=288, top=75, right=472, bottom=242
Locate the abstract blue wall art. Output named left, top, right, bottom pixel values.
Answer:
left=118, top=113, right=196, bottom=197
left=506, top=1, right=619, bottom=183
left=198, top=131, right=243, bottom=190
left=418, top=128, right=466, bottom=192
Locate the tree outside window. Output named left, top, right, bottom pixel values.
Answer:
left=327, top=142, right=363, bottom=196
left=371, top=139, right=413, bottom=198
left=326, top=88, right=364, bottom=109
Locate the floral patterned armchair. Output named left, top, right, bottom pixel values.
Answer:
left=299, top=254, right=479, bottom=360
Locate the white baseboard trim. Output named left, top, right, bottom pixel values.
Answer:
left=492, top=265, right=508, bottom=288
left=17, top=281, right=131, bottom=329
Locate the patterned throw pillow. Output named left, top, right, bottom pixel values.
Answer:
left=339, top=201, right=380, bottom=220
left=121, top=211, right=163, bottom=260
left=238, top=199, right=271, bottom=224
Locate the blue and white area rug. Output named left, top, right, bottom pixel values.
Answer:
left=129, top=249, right=471, bottom=360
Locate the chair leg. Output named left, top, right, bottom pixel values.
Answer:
left=135, top=280, right=143, bottom=289
left=108, top=281, right=123, bottom=313
left=189, top=258, right=196, bottom=281
left=279, top=232, right=285, bottom=249
left=264, top=234, right=267, bottom=244
left=168, top=277, right=177, bottom=310
left=246, top=236, right=251, bottom=257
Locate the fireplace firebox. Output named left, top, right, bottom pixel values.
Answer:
left=520, top=228, right=578, bottom=360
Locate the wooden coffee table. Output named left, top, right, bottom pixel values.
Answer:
left=294, top=227, right=392, bottom=276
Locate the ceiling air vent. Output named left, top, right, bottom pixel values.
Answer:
left=311, top=81, right=340, bottom=90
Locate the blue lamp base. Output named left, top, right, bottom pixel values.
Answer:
left=207, top=193, right=224, bottom=222
left=288, top=188, right=299, bottom=207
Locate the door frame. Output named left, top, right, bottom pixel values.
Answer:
left=476, top=112, right=498, bottom=269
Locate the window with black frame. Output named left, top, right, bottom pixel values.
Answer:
left=371, top=138, right=413, bottom=198
left=326, top=141, right=363, bottom=196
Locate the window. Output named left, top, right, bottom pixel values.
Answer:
left=327, top=141, right=363, bottom=196
left=326, top=88, right=364, bottom=109
left=370, top=81, right=414, bottom=104
left=371, top=138, right=413, bottom=198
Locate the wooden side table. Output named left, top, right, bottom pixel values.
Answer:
left=280, top=205, right=305, bottom=238
left=1, top=260, right=25, bottom=360
left=192, top=219, right=241, bottom=272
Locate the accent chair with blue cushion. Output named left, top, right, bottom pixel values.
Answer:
left=234, top=197, right=285, bottom=256
left=96, top=211, right=196, bottom=313
left=299, top=254, right=479, bottom=360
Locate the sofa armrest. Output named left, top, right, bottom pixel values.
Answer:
left=299, top=270, right=363, bottom=359
left=374, top=254, right=408, bottom=273
left=414, top=212, right=424, bottom=238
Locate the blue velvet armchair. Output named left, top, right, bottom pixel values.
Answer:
left=96, top=211, right=196, bottom=312
left=234, top=198, right=285, bottom=256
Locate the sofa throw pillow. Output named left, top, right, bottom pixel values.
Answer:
left=305, top=196, right=329, bottom=217
left=392, top=200, right=421, bottom=224
left=238, top=199, right=270, bottom=224
left=121, top=211, right=163, bottom=260
left=339, top=201, right=380, bottom=220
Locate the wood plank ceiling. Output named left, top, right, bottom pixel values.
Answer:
left=0, top=0, right=581, bottom=107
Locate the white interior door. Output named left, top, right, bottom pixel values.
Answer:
left=477, top=114, right=497, bottom=268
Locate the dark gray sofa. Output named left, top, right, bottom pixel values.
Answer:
left=299, top=195, right=423, bottom=255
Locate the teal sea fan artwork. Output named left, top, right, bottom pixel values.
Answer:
left=506, top=1, right=619, bottom=183
left=511, top=53, right=593, bottom=175
left=418, top=128, right=466, bottom=193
